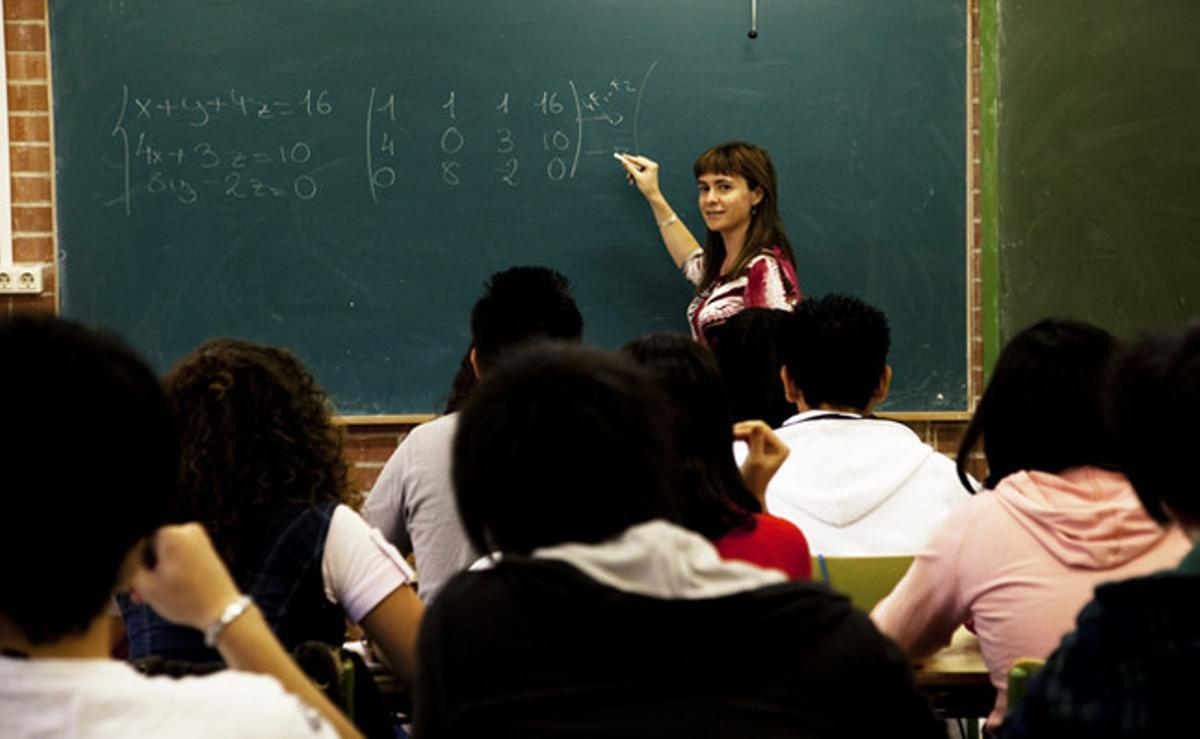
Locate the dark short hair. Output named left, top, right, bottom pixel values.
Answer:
left=452, top=343, right=678, bottom=554
left=782, top=294, right=890, bottom=411
left=623, top=333, right=760, bottom=540
left=957, top=319, right=1119, bottom=492
left=469, top=266, right=583, bottom=373
left=163, top=338, right=353, bottom=577
left=705, top=308, right=795, bottom=428
left=0, top=314, right=174, bottom=644
left=1108, top=321, right=1200, bottom=525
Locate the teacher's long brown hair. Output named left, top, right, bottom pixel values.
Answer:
left=692, top=141, right=796, bottom=290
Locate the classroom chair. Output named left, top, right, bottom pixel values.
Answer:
left=1006, top=657, right=1046, bottom=715
left=812, top=554, right=915, bottom=612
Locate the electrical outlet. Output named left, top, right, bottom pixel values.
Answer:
left=0, top=265, right=44, bottom=294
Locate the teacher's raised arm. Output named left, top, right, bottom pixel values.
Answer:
left=616, top=153, right=704, bottom=269
left=617, top=142, right=802, bottom=344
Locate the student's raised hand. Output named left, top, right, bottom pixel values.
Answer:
left=129, top=523, right=242, bottom=632
left=616, top=153, right=662, bottom=199
left=733, top=420, right=790, bottom=507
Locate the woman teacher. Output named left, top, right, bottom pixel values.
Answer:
left=617, top=141, right=802, bottom=343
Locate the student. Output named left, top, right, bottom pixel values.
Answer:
left=705, top=308, right=796, bottom=428
left=617, top=142, right=801, bottom=343
left=414, top=343, right=944, bottom=737
left=623, top=332, right=810, bottom=579
left=440, top=348, right=477, bottom=414
left=363, top=265, right=583, bottom=603
left=762, top=294, right=968, bottom=555
left=0, top=314, right=358, bottom=738
left=871, top=319, right=1190, bottom=732
left=1003, top=321, right=1200, bottom=737
left=119, top=338, right=423, bottom=683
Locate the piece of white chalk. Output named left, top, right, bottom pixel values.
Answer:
left=615, top=151, right=645, bottom=173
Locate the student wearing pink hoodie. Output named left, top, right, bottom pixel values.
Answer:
left=870, top=319, right=1190, bottom=732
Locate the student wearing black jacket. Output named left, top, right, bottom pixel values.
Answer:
left=414, top=343, right=944, bottom=738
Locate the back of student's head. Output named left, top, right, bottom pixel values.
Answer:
left=163, top=337, right=352, bottom=574
left=0, top=313, right=174, bottom=644
left=469, top=266, right=584, bottom=373
left=957, top=318, right=1119, bottom=492
left=782, top=294, right=890, bottom=411
left=622, top=333, right=760, bottom=540
left=705, top=308, right=795, bottom=428
left=442, top=348, right=477, bottom=413
left=453, top=342, right=678, bottom=554
left=1108, top=321, right=1200, bottom=526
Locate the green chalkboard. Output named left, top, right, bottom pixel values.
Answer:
left=51, top=0, right=966, bottom=414
left=997, top=0, right=1200, bottom=344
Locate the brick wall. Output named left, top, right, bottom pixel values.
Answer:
left=342, top=425, right=412, bottom=497
left=4, top=0, right=55, bottom=315
left=8, top=0, right=988, bottom=493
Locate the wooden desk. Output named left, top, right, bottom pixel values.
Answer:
left=915, top=627, right=996, bottom=720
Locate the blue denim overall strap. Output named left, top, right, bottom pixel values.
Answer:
left=120, top=500, right=346, bottom=662
left=243, top=500, right=346, bottom=652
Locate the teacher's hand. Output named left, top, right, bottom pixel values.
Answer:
left=616, top=153, right=661, bottom=199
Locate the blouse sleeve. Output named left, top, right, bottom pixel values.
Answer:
left=321, top=504, right=417, bottom=623
left=681, top=248, right=706, bottom=287
left=744, top=251, right=799, bottom=310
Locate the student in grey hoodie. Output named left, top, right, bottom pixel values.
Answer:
left=755, top=294, right=970, bottom=555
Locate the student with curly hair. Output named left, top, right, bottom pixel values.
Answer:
left=119, top=339, right=422, bottom=683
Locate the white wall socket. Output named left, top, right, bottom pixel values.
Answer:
left=0, top=264, right=44, bottom=294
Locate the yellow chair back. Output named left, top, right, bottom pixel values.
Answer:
left=813, top=555, right=915, bottom=612
left=1007, top=657, right=1046, bottom=713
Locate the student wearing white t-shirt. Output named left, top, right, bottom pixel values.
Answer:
left=0, top=314, right=357, bottom=738
left=118, top=338, right=422, bottom=681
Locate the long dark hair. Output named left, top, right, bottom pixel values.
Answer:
left=693, top=141, right=796, bottom=290
left=956, top=319, right=1120, bottom=492
left=623, top=333, right=761, bottom=540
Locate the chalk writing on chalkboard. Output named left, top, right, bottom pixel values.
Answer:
left=108, top=62, right=659, bottom=214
